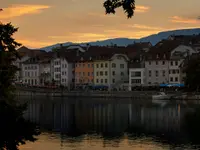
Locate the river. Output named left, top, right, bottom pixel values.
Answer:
left=18, top=96, right=200, bottom=149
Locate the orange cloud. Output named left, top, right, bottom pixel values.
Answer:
left=135, top=5, right=150, bottom=13
left=17, top=39, right=54, bottom=48
left=0, top=4, right=50, bottom=19
left=127, top=24, right=164, bottom=30
left=170, top=16, right=199, bottom=24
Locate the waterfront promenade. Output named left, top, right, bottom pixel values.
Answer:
left=16, top=86, right=155, bottom=99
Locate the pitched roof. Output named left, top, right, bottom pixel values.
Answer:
left=75, top=46, right=137, bottom=62
left=145, top=40, right=189, bottom=60
left=22, top=52, right=53, bottom=64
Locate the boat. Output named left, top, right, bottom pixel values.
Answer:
left=152, top=92, right=171, bottom=100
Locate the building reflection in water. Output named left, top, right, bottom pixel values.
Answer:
left=22, top=96, right=189, bottom=136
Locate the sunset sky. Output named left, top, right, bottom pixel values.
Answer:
left=1, top=0, right=200, bottom=48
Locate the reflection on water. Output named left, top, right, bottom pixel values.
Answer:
left=18, top=96, right=200, bottom=149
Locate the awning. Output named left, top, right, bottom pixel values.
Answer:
left=159, top=83, right=184, bottom=87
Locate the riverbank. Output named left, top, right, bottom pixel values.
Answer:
left=15, top=87, right=200, bottom=100
left=16, top=90, right=153, bottom=99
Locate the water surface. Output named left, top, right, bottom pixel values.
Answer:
left=18, top=96, right=200, bottom=149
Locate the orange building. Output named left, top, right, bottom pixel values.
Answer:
left=75, top=59, right=94, bottom=86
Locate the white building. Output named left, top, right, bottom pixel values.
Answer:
left=51, top=57, right=74, bottom=87
left=145, top=40, right=197, bottom=86
left=168, top=45, right=197, bottom=84
left=93, top=54, right=129, bottom=90
left=128, top=64, right=145, bottom=91
left=21, top=53, right=52, bottom=85
left=22, top=57, right=40, bottom=85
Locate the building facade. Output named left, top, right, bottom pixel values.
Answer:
left=75, top=61, right=94, bottom=86
left=129, top=67, right=145, bottom=91
left=51, top=57, right=74, bottom=87
left=93, top=54, right=129, bottom=90
left=22, top=57, right=40, bottom=85
left=145, top=40, right=197, bottom=86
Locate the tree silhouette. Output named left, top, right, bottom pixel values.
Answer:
left=0, top=22, right=40, bottom=150
left=185, top=56, right=200, bottom=91
left=104, top=0, right=135, bottom=18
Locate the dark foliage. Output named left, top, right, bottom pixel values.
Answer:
left=0, top=22, right=40, bottom=150
left=103, top=0, right=135, bottom=18
left=183, top=107, right=200, bottom=143
left=185, top=57, right=200, bottom=91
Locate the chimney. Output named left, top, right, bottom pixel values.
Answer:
left=86, top=43, right=90, bottom=51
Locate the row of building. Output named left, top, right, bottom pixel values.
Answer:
left=14, top=35, right=200, bottom=91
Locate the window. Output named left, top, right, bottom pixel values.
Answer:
left=96, top=72, right=99, bottom=76
left=88, top=64, right=90, bottom=67
left=120, top=64, right=124, bottom=68
left=112, top=79, right=115, bottom=83
left=149, top=70, right=151, bottom=77
left=171, top=61, right=173, bottom=66
left=105, top=71, right=108, bottom=76
left=112, top=71, right=115, bottom=76
left=170, top=77, right=173, bottom=82
left=162, top=61, right=165, bottom=65
left=131, top=71, right=141, bottom=77
left=105, top=63, right=108, bottom=68
left=155, top=70, right=158, bottom=77
left=175, top=61, right=178, bottom=66
left=121, top=72, right=124, bottom=76
left=96, top=79, right=99, bottom=83
left=100, top=71, right=103, bottom=76
left=101, top=79, right=103, bottom=83
left=83, top=72, right=85, bottom=76
left=149, top=61, right=151, bottom=65
left=175, top=77, right=178, bottom=82
left=112, top=63, right=116, bottom=68
left=91, top=72, right=94, bottom=76
left=131, top=79, right=141, bottom=84
left=172, top=70, right=176, bottom=74
left=79, top=72, right=81, bottom=76
left=101, top=63, right=103, bottom=68
left=162, top=70, right=165, bottom=77
left=88, top=72, right=90, bottom=76
left=105, top=79, right=107, bottom=83
left=96, top=64, right=99, bottom=68
left=156, top=61, right=158, bottom=65
left=91, top=64, right=94, bottom=67
left=177, top=69, right=179, bottom=74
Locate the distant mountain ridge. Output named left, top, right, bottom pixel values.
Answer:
left=41, top=28, right=200, bottom=52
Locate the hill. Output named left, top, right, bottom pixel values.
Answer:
left=41, top=28, right=200, bottom=51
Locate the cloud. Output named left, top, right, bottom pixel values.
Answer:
left=17, top=39, right=54, bottom=48
left=170, top=16, right=199, bottom=24
left=135, top=5, right=150, bottom=13
left=0, top=4, right=50, bottom=19
left=126, top=24, right=164, bottom=30
left=48, top=33, right=108, bottom=42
